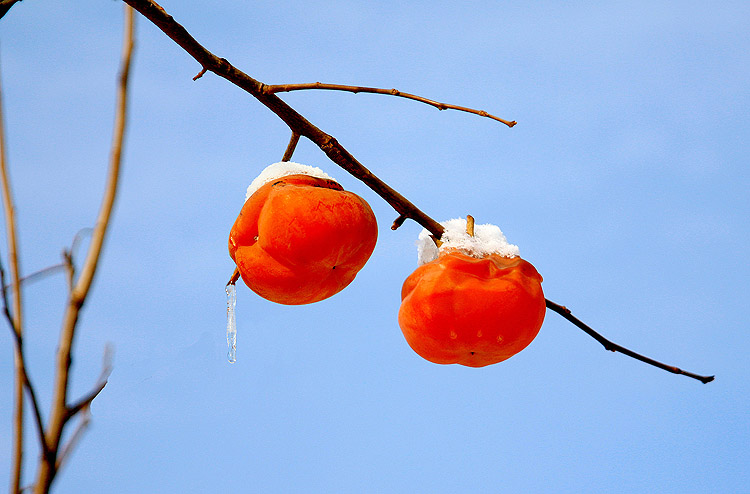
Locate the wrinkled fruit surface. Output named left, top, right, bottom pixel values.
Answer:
left=229, top=174, right=378, bottom=305
left=398, top=251, right=545, bottom=367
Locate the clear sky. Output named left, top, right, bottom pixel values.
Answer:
left=1, top=1, right=748, bottom=492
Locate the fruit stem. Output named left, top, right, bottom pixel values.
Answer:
left=281, top=131, right=300, bottom=162
left=466, top=215, right=475, bottom=237
left=226, top=267, right=240, bottom=287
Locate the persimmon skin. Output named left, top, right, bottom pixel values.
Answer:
left=229, top=174, right=377, bottom=305
left=398, top=251, right=545, bottom=367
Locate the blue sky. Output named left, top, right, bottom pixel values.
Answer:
left=1, top=1, right=748, bottom=492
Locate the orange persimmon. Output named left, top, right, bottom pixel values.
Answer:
left=398, top=219, right=545, bottom=367
left=229, top=165, right=377, bottom=305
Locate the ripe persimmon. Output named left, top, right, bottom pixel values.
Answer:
left=229, top=162, right=378, bottom=305
left=398, top=218, right=545, bottom=367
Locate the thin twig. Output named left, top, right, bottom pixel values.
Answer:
left=65, top=345, right=113, bottom=420
left=192, top=67, right=207, bottom=80
left=54, top=406, right=91, bottom=473
left=62, top=249, right=75, bottom=292
left=0, top=258, right=14, bottom=326
left=34, top=7, right=135, bottom=493
left=281, top=131, right=300, bottom=162
left=265, top=82, right=517, bottom=128
left=0, top=262, right=49, bottom=463
left=70, top=227, right=93, bottom=262
left=0, top=49, right=26, bottom=494
left=391, top=214, right=408, bottom=231
left=64, top=227, right=94, bottom=290
left=56, top=345, right=113, bottom=471
left=545, top=299, right=715, bottom=383
left=1, top=263, right=65, bottom=290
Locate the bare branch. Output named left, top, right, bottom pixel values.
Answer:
left=0, top=59, right=20, bottom=337
left=0, top=259, right=13, bottom=324
left=0, top=0, right=23, bottom=21
left=56, top=345, right=113, bottom=471
left=1, top=261, right=50, bottom=463
left=281, top=131, right=300, bottom=162
left=4, top=263, right=65, bottom=290
left=64, top=227, right=94, bottom=290
left=62, top=249, right=75, bottom=292
left=265, top=82, right=517, bottom=128
left=34, top=7, right=135, bottom=493
left=65, top=345, right=113, bottom=420
left=55, top=407, right=91, bottom=473
left=0, top=48, right=26, bottom=494
left=545, top=299, right=715, bottom=383
left=122, top=0, right=713, bottom=385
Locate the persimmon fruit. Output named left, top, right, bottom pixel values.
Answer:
left=229, top=165, right=377, bottom=305
left=398, top=219, right=545, bottom=367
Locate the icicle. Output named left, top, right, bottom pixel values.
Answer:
left=226, top=283, right=237, bottom=363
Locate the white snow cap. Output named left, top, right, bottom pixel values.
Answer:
left=245, top=161, right=336, bottom=201
left=416, top=218, right=520, bottom=265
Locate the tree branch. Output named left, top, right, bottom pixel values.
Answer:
left=0, top=262, right=51, bottom=483
left=0, top=0, right=23, bottom=21
left=34, top=6, right=135, bottom=493
left=0, top=48, right=26, bottom=494
left=63, top=227, right=94, bottom=291
left=121, top=0, right=713, bottom=384
left=56, top=345, right=113, bottom=471
left=265, top=82, right=517, bottom=128
left=545, top=299, right=715, bottom=383
left=64, top=345, right=113, bottom=421
left=4, top=263, right=65, bottom=289
left=54, top=407, right=91, bottom=473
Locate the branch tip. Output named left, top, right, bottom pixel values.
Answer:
left=391, top=214, right=408, bottom=231
left=193, top=67, right=207, bottom=81
left=545, top=298, right=714, bottom=384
